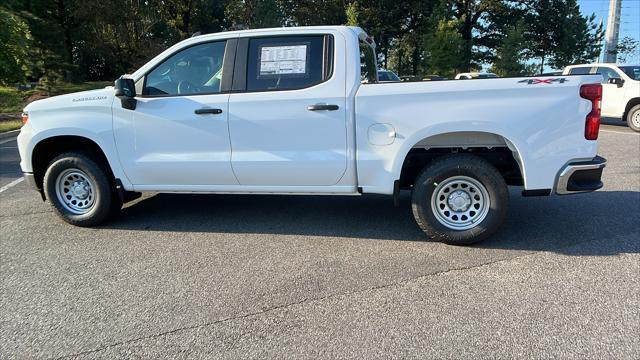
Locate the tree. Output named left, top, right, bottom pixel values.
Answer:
left=448, top=0, right=507, bottom=71
left=549, top=0, right=602, bottom=69
left=226, top=0, right=283, bottom=29
left=280, top=0, right=346, bottom=26
left=345, top=2, right=359, bottom=26
left=524, top=0, right=603, bottom=72
left=490, top=22, right=527, bottom=76
left=424, top=19, right=465, bottom=78
left=0, top=8, right=33, bottom=85
left=609, top=37, right=640, bottom=64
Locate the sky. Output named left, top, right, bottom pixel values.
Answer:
left=578, top=0, right=640, bottom=64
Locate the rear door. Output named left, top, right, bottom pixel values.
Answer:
left=227, top=33, right=347, bottom=186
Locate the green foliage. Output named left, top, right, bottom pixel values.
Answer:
left=345, top=2, right=359, bottom=26
left=281, top=0, right=346, bottom=26
left=0, top=87, right=34, bottom=113
left=0, top=119, right=23, bottom=133
left=524, top=0, right=603, bottom=72
left=0, top=82, right=110, bottom=113
left=610, top=37, right=640, bottom=64
left=0, top=9, right=32, bottom=85
left=1, top=0, right=608, bottom=82
left=226, top=0, right=283, bottom=29
left=490, top=22, right=527, bottom=77
left=424, top=20, right=465, bottom=78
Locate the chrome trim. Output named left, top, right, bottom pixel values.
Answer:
left=555, top=158, right=606, bottom=195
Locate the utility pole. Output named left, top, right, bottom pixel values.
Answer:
left=603, top=0, right=622, bottom=63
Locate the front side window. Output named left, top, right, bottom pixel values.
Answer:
left=595, top=67, right=622, bottom=84
left=246, top=36, right=330, bottom=91
left=144, top=41, right=226, bottom=96
left=568, top=67, right=592, bottom=75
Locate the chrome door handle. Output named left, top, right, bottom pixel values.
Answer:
left=307, top=104, right=339, bottom=111
left=194, top=108, right=223, bottom=115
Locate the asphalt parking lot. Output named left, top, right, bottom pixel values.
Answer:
left=1, top=120, right=639, bottom=359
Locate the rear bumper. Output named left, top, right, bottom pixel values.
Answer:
left=555, top=156, right=606, bottom=195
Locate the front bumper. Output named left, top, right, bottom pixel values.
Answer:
left=555, top=156, right=606, bottom=195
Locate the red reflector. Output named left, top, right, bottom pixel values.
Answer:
left=580, top=84, right=602, bottom=140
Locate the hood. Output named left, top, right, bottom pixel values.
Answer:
left=24, top=87, right=115, bottom=113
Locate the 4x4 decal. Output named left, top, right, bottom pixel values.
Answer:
left=518, top=78, right=568, bottom=84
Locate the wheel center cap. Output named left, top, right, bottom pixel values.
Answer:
left=448, top=190, right=471, bottom=212
left=72, top=182, right=89, bottom=199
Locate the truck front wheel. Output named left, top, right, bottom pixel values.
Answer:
left=43, top=152, right=119, bottom=227
left=411, top=154, right=509, bottom=245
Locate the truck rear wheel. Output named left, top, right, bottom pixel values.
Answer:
left=627, top=104, right=640, bottom=132
left=411, top=154, right=508, bottom=245
left=43, top=152, right=118, bottom=227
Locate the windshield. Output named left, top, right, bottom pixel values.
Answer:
left=619, top=66, right=640, bottom=80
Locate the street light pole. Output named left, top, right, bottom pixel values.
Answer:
left=603, top=0, right=622, bottom=63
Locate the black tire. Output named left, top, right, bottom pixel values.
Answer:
left=411, top=154, right=509, bottom=245
left=626, top=104, right=640, bottom=132
left=43, top=152, right=117, bottom=226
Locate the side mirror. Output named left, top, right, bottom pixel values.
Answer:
left=114, top=78, right=137, bottom=110
left=607, top=77, right=624, bottom=88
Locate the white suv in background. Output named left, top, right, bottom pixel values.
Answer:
left=563, top=64, right=640, bottom=132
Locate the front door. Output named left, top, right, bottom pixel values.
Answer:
left=113, top=40, right=238, bottom=187
left=596, top=67, right=626, bottom=117
left=227, top=34, right=347, bottom=186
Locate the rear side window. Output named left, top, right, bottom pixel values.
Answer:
left=568, top=67, right=592, bottom=75
left=246, top=36, right=331, bottom=91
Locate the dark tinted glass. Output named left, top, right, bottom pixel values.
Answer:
left=619, top=66, right=640, bottom=80
left=145, top=41, right=226, bottom=96
left=247, top=36, right=326, bottom=91
left=569, top=67, right=592, bottom=75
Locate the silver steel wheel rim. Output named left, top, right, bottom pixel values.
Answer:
left=430, top=175, right=490, bottom=231
left=55, top=169, right=96, bottom=215
left=632, top=109, right=640, bottom=128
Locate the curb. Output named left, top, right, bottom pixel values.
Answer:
left=0, top=129, right=20, bottom=141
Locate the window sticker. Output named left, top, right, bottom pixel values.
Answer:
left=259, top=44, right=308, bottom=76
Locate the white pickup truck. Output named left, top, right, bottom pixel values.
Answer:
left=18, top=26, right=607, bottom=245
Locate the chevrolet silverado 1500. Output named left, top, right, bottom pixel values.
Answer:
left=18, top=26, right=607, bottom=244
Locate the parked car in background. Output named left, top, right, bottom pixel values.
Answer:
left=377, top=69, right=401, bottom=82
left=455, top=72, right=498, bottom=80
left=563, top=63, right=640, bottom=132
left=423, top=75, right=447, bottom=81
left=400, top=75, right=422, bottom=82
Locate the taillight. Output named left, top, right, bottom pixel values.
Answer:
left=580, top=84, right=602, bottom=140
left=21, top=112, right=28, bottom=125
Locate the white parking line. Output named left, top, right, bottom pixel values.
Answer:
left=0, top=138, right=17, bottom=145
left=601, top=130, right=639, bottom=136
left=0, top=178, right=24, bottom=193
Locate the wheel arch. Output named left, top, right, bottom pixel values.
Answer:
left=394, top=130, right=527, bottom=189
left=30, top=135, right=117, bottom=196
left=623, top=97, right=640, bottom=119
